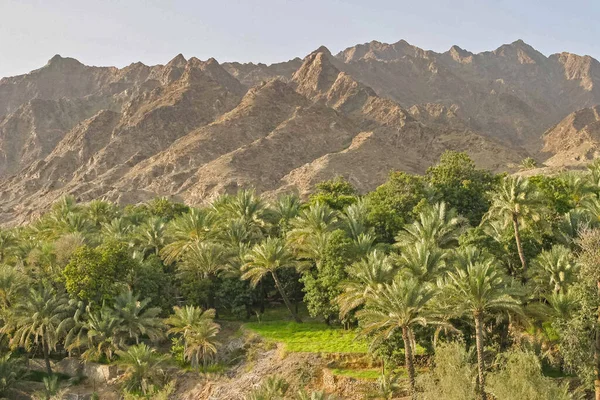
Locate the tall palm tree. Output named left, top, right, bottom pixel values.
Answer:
left=530, top=245, right=578, bottom=294
left=395, top=242, right=446, bottom=283
left=357, top=278, right=442, bottom=399
left=160, top=208, right=217, bottom=264
left=442, top=257, right=522, bottom=400
left=112, top=290, right=164, bottom=343
left=395, top=202, right=467, bottom=248
left=242, top=237, right=302, bottom=322
left=337, top=250, right=396, bottom=318
left=484, top=176, right=544, bottom=275
left=287, top=202, right=338, bottom=267
left=6, top=286, right=73, bottom=374
left=177, top=242, right=230, bottom=311
left=215, top=189, right=267, bottom=236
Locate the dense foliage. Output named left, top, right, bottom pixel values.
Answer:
left=2, top=151, right=600, bottom=398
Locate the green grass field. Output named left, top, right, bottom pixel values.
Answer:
left=244, top=321, right=369, bottom=353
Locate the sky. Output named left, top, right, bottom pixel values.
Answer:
left=1, top=0, right=599, bottom=78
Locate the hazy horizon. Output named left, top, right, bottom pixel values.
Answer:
left=2, top=0, right=600, bottom=78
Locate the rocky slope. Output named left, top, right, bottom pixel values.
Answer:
left=0, top=39, right=598, bottom=223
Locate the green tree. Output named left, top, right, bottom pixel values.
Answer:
left=365, top=171, right=429, bottom=242
left=242, top=238, right=302, bottom=323
left=117, top=344, right=167, bottom=396
left=357, top=278, right=443, bottom=399
left=7, top=286, right=72, bottom=374
left=425, top=151, right=497, bottom=225
left=112, top=290, right=164, bottom=344
left=164, top=306, right=220, bottom=368
left=63, top=241, right=133, bottom=302
left=530, top=245, right=578, bottom=294
left=309, top=176, right=357, bottom=210
left=301, top=230, right=352, bottom=323
left=484, top=176, right=544, bottom=276
left=395, top=202, right=467, bottom=248
left=442, top=252, right=522, bottom=400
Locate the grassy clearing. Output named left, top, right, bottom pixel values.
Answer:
left=331, top=367, right=381, bottom=380
left=244, top=321, right=368, bottom=353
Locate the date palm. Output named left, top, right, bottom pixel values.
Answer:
left=112, top=290, right=164, bottom=344
left=395, top=202, right=467, bottom=248
left=287, top=202, right=338, bottom=266
left=530, top=245, right=579, bottom=294
left=442, top=254, right=522, bottom=400
left=134, top=217, right=167, bottom=257
left=395, top=241, right=446, bottom=283
left=177, top=242, right=230, bottom=311
left=268, top=194, right=301, bottom=235
left=242, top=237, right=302, bottom=322
left=484, top=176, right=544, bottom=275
left=357, top=278, right=442, bottom=399
left=164, top=305, right=220, bottom=368
left=337, top=250, right=396, bottom=318
left=117, top=343, right=167, bottom=395
left=7, top=286, right=73, bottom=374
left=160, top=208, right=217, bottom=264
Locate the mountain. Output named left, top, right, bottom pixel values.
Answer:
left=0, top=39, right=599, bottom=223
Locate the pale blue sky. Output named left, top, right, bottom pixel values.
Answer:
left=1, top=0, right=598, bottom=78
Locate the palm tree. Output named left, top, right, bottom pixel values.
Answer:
left=71, top=305, right=127, bottom=362
left=556, top=209, right=593, bottom=248
left=296, top=389, right=338, bottom=400
left=112, top=290, right=164, bottom=343
left=101, top=217, right=134, bottom=242
left=530, top=245, right=579, bottom=294
left=267, top=194, right=301, bottom=235
left=134, top=217, right=167, bottom=257
left=340, top=199, right=371, bottom=241
left=177, top=242, right=230, bottom=311
left=337, top=250, right=396, bottom=318
left=182, top=317, right=221, bottom=368
left=0, top=229, right=19, bottom=264
left=443, top=255, right=522, bottom=400
left=6, top=286, right=73, bottom=374
left=484, top=176, right=544, bottom=275
left=562, top=172, right=595, bottom=208
left=395, top=241, right=447, bottom=283
left=85, top=199, right=119, bottom=228
left=287, top=202, right=338, bottom=267
left=164, top=305, right=220, bottom=368
left=160, top=208, right=216, bottom=264
left=242, top=237, right=302, bottom=322
left=357, top=278, right=442, bottom=399
left=0, top=265, right=27, bottom=312
left=215, top=189, right=267, bottom=236
left=116, top=343, right=167, bottom=395
left=395, top=202, right=467, bottom=248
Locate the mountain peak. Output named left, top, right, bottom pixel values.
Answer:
left=311, top=45, right=332, bottom=57
left=166, top=53, right=187, bottom=68
left=45, top=54, right=83, bottom=69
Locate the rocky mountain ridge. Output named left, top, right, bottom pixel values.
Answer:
left=0, top=39, right=598, bottom=224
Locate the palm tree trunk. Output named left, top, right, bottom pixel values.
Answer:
left=512, top=214, right=527, bottom=276
left=402, top=326, right=417, bottom=400
left=271, top=271, right=302, bottom=323
left=474, top=312, right=487, bottom=400
left=42, top=338, right=53, bottom=375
